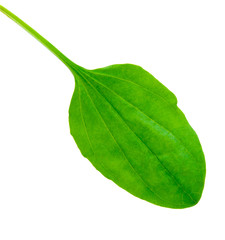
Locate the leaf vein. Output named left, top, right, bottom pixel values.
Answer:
left=79, top=70, right=196, bottom=204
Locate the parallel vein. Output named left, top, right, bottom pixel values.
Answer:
left=77, top=70, right=196, bottom=204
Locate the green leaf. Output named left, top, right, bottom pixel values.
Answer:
left=0, top=6, right=206, bottom=208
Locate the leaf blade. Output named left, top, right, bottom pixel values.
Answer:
left=69, top=65, right=206, bottom=208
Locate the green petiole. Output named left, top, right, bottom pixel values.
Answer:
left=0, top=5, right=78, bottom=71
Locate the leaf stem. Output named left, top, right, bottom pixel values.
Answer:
left=0, top=5, right=77, bottom=70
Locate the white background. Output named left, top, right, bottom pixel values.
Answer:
left=0, top=0, right=224, bottom=239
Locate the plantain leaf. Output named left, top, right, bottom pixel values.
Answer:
left=0, top=6, right=206, bottom=208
